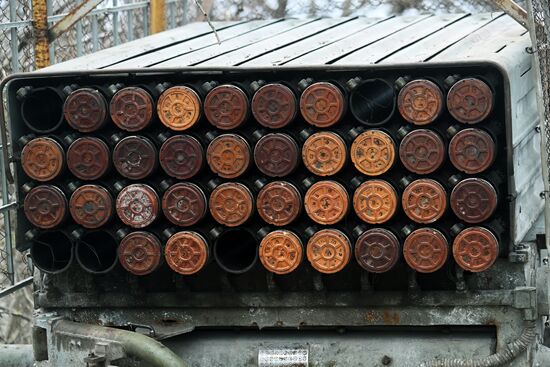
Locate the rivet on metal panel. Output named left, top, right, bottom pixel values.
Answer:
left=257, top=181, right=302, bottom=226
left=209, top=182, right=254, bottom=227
left=69, top=184, right=113, bottom=229
left=402, top=179, right=447, bottom=224
left=252, top=83, right=297, bottom=129
left=24, top=185, right=67, bottom=229
left=399, top=129, right=445, bottom=174
left=207, top=134, right=251, bottom=178
left=450, top=178, right=498, bottom=223
left=157, top=86, right=202, bottom=131
left=116, top=184, right=159, bottom=228
left=64, top=88, right=108, bottom=132
left=162, top=182, right=207, bottom=227
left=259, top=230, right=303, bottom=274
left=355, top=228, right=400, bottom=273
left=300, top=82, right=345, bottom=127
left=165, top=231, right=209, bottom=275
left=403, top=228, right=448, bottom=273
left=304, top=180, right=349, bottom=225
left=353, top=180, right=397, bottom=224
left=159, top=135, right=204, bottom=179
left=302, top=131, right=347, bottom=176
left=113, top=136, right=157, bottom=180
left=398, top=79, right=443, bottom=125
left=447, top=78, right=494, bottom=124
left=307, top=228, right=351, bottom=274
left=254, top=133, right=299, bottom=177
left=21, top=137, right=65, bottom=182
left=453, top=226, right=499, bottom=272
left=350, top=130, right=395, bottom=176
left=118, top=231, right=162, bottom=276
left=66, top=137, right=110, bottom=180
left=449, top=128, right=496, bottom=174
left=110, top=87, right=154, bottom=131
left=204, top=84, right=249, bottom=130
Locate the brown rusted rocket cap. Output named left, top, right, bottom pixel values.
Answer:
left=159, top=135, right=204, bottom=179
left=110, top=87, right=154, bottom=131
left=118, top=231, right=162, bottom=276
left=113, top=136, right=157, bottom=180
left=162, top=182, right=207, bottom=226
left=116, top=184, right=159, bottom=228
left=67, top=137, right=110, bottom=180
left=447, top=78, right=494, bottom=124
left=402, top=179, right=447, bottom=224
left=403, top=228, right=448, bottom=273
left=355, top=228, right=400, bottom=273
left=204, top=84, right=249, bottom=130
left=209, top=182, right=254, bottom=227
left=21, top=137, right=65, bottom=182
left=207, top=134, right=251, bottom=178
left=353, top=180, right=397, bottom=224
left=304, top=180, right=349, bottom=225
left=449, top=128, right=495, bottom=174
left=350, top=130, right=395, bottom=176
left=69, top=184, right=113, bottom=229
left=451, top=178, right=498, bottom=224
left=252, top=83, right=297, bottom=129
left=302, top=131, right=347, bottom=176
left=300, top=82, right=345, bottom=128
left=259, top=230, right=303, bottom=274
left=23, top=185, right=67, bottom=229
left=254, top=133, right=299, bottom=177
left=307, top=228, right=351, bottom=274
left=165, top=231, right=209, bottom=275
left=157, top=86, right=202, bottom=131
left=399, top=129, right=445, bottom=174
left=398, top=79, right=443, bottom=125
left=453, top=226, right=498, bottom=272
left=64, top=88, right=108, bottom=132
left=257, top=181, right=302, bottom=226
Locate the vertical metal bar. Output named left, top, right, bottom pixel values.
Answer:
left=142, top=5, right=149, bottom=37
left=9, top=0, right=19, bottom=72
left=32, top=0, right=50, bottom=68
left=182, top=0, right=188, bottom=25
left=76, top=0, right=83, bottom=57
left=0, top=144, right=15, bottom=285
left=150, top=0, right=166, bottom=34
left=91, top=14, right=99, bottom=52
left=46, top=0, right=55, bottom=64
left=113, top=0, right=120, bottom=45
left=127, top=10, right=133, bottom=41
left=169, top=2, right=175, bottom=29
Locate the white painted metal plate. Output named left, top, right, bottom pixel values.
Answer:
left=258, top=348, right=308, bottom=367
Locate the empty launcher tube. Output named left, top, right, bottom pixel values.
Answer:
left=307, top=228, right=351, bottom=274
left=251, top=83, right=297, bottom=129
left=302, top=131, right=347, bottom=177
left=257, top=181, right=302, bottom=226
left=403, top=228, right=448, bottom=273
left=110, top=86, right=154, bottom=132
left=118, top=231, right=163, bottom=276
left=112, top=135, right=158, bottom=180
left=259, top=230, right=303, bottom=275
left=159, top=135, right=204, bottom=179
left=75, top=230, right=119, bottom=274
left=204, top=84, right=249, bottom=130
left=66, top=137, right=110, bottom=181
left=254, top=133, right=300, bottom=177
left=207, top=134, right=251, bottom=179
left=448, top=128, right=496, bottom=174
left=300, top=81, right=345, bottom=128
left=162, top=182, right=208, bottom=227
left=29, top=230, right=74, bottom=274
left=214, top=228, right=258, bottom=274
left=350, top=130, right=396, bottom=176
left=304, top=180, right=349, bottom=225
left=348, top=78, right=395, bottom=126
left=24, top=185, right=67, bottom=229
left=21, top=137, right=65, bottom=182
left=116, top=184, right=160, bottom=228
left=447, top=77, right=494, bottom=124
left=63, top=87, right=108, bottom=132
left=69, top=184, right=114, bottom=229
left=452, top=226, right=499, bottom=272
left=209, top=182, right=254, bottom=227
left=397, top=79, right=443, bottom=125
left=19, top=86, right=65, bottom=133
left=354, top=227, right=400, bottom=273
left=157, top=86, right=202, bottom=131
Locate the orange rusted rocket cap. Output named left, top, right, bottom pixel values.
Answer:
left=254, top=133, right=299, bottom=177
left=24, top=185, right=67, bottom=229
left=118, top=231, right=162, bottom=276
left=259, top=230, right=303, bottom=274
left=351, top=130, right=395, bottom=176
left=257, top=181, right=301, bottom=226
left=113, top=136, right=157, bottom=180
left=355, top=228, right=400, bottom=273
left=399, top=129, right=445, bottom=174
left=69, top=184, right=113, bottom=229
left=209, top=182, right=254, bottom=227
left=159, top=135, right=204, bottom=179
left=300, top=82, right=345, bottom=127
left=157, top=86, right=202, bottom=131
left=353, top=180, right=397, bottom=224
left=402, top=179, right=447, bottom=224
left=67, top=137, right=110, bottom=180
left=204, top=84, right=249, bottom=130
left=453, top=227, right=498, bottom=272
left=449, top=128, right=495, bottom=174
left=110, top=87, right=154, bottom=131
left=64, top=88, right=108, bottom=132
left=252, top=83, right=297, bottom=129
left=162, top=182, right=207, bottom=227
left=116, top=184, right=159, bottom=228
left=398, top=79, right=443, bottom=125
left=304, top=180, right=349, bottom=225
left=21, top=137, right=64, bottom=182
left=403, top=228, right=448, bottom=273
left=302, top=131, right=347, bottom=176
left=447, top=78, right=493, bottom=124
left=207, top=134, right=251, bottom=178
left=165, top=231, right=209, bottom=275
left=307, top=228, right=351, bottom=274
left=451, top=178, right=497, bottom=224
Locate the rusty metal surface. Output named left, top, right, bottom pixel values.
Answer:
left=350, top=130, right=395, bottom=176
left=306, top=228, right=351, bottom=274
left=165, top=231, right=209, bottom=275
left=252, top=83, right=297, bottom=129
left=256, top=181, right=301, bottom=226
left=209, top=182, right=254, bottom=227
left=254, top=133, right=299, bottom=177
left=204, top=84, right=249, bottom=130
left=450, top=178, right=498, bottom=223
left=453, top=226, right=499, bottom=272
left=21, top=137, right=64, bottom=181
left=66, top=137, right=110, bottom=180
left=402, top=178, right=447, bottom=224
left=304, top=180, right=349, bottom=225
left=162, top=182, right=207, bottom=227
left=23, top=185, right=67, bottom=229
left=115, top=184, right=159, bottom=228
left=302, top=131, right=347, bottom=176
left=118, top=231, right=162, bottom=276
left=397, top=79, right=443, bottom=125
left=447, top=78, right=494, bottom=124
left=399, top=129, right=445, bottom=174
left=110, top=87, right=154, bottom=131
left=113, top=136, right=157, bottom=180
left=353, top=179, right=397, bottom=224
left=64, top=88, right=108, bottom=132
left=300, top=82, right=345, bottom=127
left=355, top=228, right=400, bottom=273
left=449, top=128, right=496, bottom=174
left=159, top=135, right=204, bottom=179
left=157, top=86, right=202, bottom=131
left=207, top=134, right=251, bottom=178
left=403, top=228, right=448, bottom=273
left=69, top=184, right=113, bottom=228
left=259, top=230, right=303, bottom=275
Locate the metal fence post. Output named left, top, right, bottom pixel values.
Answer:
left=32, top=0, right=51, bottom=68
left=9, top=0, right=20, bottom=72
left=150, top=0, right=166, bottom=34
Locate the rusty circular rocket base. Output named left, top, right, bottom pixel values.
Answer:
left=300, top=82, right=345, bottom=128
left=69, top=184, right=113, bottom=229
left=209, top=182, right=254, bottom=227
left=353, top=180, right=397, bottom=224
left=113, top=136, right=158, bottom=180
left=159, top=135, right=204, bottom=179
left=157, top=86, right=202, bottom=131
left=254, top=133, right=299, bottom=177
left=397, top=79, right=443, bottom=125
left=257, top=181, right=302, bottom=226
left=402, top=179, right=447, bottom=224
left=165, top=231, right=209, bottom=275
left=399, top=129, right=445, bottom=174
left=204, top=84, right=249, bottom=130
left=403, top=228, right=448, bottom=273
left=207, top=134, right=251, bottom=178
left=307, top=228, right=351, bottom=274
left=21, top=137, right=65, bottom=182
left=116, top=184, right=159, bottom=228
left=118, top=231, right=162, bottom=276
left=351, top=130, right=395, bottom=176
left=302, top=131, right=347, bottom=176
left=64, top=88, right=108, bottom=132
left=453, top=226, right=499, bottom=272
left=24, top=185, right=67, bottom=229
left=355, top=228, right=400, bottom=273
left=259, top=230, right=303, bottom=275
left=162, top=182, right=208, bottom=227
left=450, top=178, right=498, bottom=224
left=252, top=83, right=297, bottom=129
left=110, top=87, right=154, bottom=131
left=304, top=180, right=349, bottom=225
left=67, top=137, right=110, bottom=180
left=449, top=128, right=495, bottom=174
left=447, top=78, right=494, bottom=124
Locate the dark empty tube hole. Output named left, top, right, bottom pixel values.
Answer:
left=30, top=231, right=73, bottom=274
left=21, top=88, right=64, bottom=133
left=76, top=231, right=118, bottom=274
left=350, top=79, right=396, bottom=126
left=214, top=229, right=258, bottom=274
